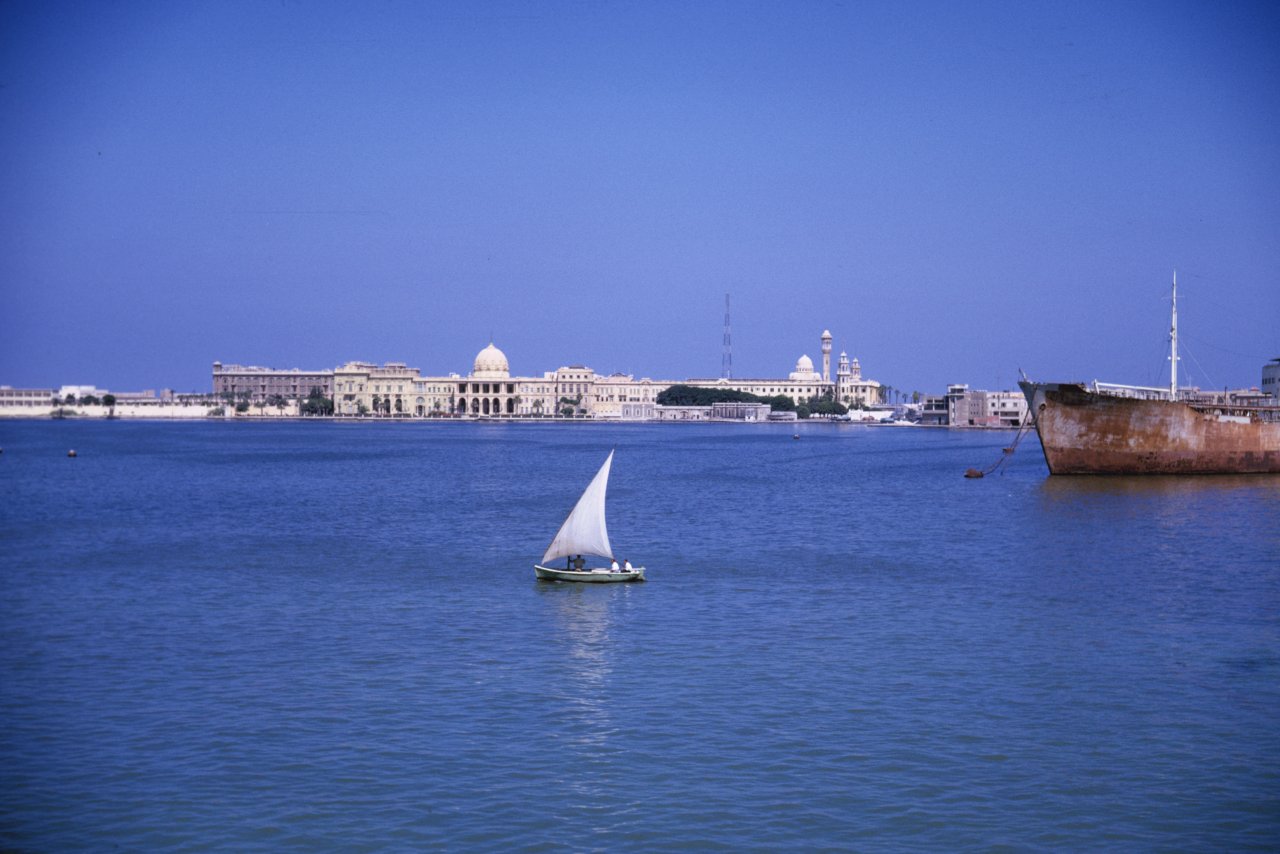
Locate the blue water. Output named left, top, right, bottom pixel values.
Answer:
left=2, top=420, right=1278, bottom=850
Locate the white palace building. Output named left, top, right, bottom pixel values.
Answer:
left=215, top=331, right=883, bottom=420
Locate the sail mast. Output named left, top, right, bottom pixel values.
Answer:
left=1169, top=270, right=1179, bottom=400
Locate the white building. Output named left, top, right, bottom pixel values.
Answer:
left=1264, top=358, right=1280, bottom=400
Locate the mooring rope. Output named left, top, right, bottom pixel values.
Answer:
left=965, top=412, right=1034, bottom=478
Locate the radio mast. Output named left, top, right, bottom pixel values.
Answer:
left=1169, top=270, right=1179, bottom=399
left=722, top=293, right=733, bottom=379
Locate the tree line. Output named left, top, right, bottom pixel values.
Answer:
left=654, top=384, right=849, bottom=419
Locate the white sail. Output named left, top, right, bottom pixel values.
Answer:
left=542, top=451, right=614, bottom=564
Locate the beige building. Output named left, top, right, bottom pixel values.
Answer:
left=332, top=345, right=603, bottom=419
left=213, top=362, right=333, bottom=403
left=682, top=331, right=884, bottom=409
left=216, top=330, right=885, bottom=420
left=945, top=385, right=1029, bottom=428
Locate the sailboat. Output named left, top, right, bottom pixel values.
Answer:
left=534, top=450, right=646, bottom=583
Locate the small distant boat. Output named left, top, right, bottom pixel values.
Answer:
left=534, top=450, right=646, bottom=583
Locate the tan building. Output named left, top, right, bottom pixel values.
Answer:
left=331, top=345, right=594, bottom=419
left=213, top=362, right=333, bottom=403
left=592, top=373, right=664, bottom=420
left=333, top=361, right=428, bottom=416
left=0, top=386, right=55, bottom=408
left=216, top=330, right=885, bottom=421
left=945, top=385, right=1029, bottom=428
left=681, top=331, right=883, bottom=410
left=835, top=351, right=883, bottom=408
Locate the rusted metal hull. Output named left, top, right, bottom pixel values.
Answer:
left=1020, top=382, right=1280, bottom=475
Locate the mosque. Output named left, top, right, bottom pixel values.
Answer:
left=681, top=330, right=884, bottom=410
left=323, top=331, right=882, bottom=418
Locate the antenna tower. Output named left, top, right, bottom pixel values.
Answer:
left=722, top=293, right=733, bottom=379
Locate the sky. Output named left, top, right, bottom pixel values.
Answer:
left=2, top=0, right=1278, bottom=395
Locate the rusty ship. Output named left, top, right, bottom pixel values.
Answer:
left=1020, top=273, right=1280, bottom=475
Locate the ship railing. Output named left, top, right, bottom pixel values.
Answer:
left=1090, top=381, right=1173, bottom=401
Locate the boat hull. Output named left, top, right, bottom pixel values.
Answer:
left=534, top=565, right=646, bottom=583
left=1020, top=382, right=1280, bottom=475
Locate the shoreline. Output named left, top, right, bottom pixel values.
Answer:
left=0, top=410, right=1021, bottom=429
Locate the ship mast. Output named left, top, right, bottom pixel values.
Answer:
left=1169, top=270, right=1179, bottom=399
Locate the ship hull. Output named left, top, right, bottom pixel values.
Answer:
left=1020, top=382, right=1280, bottom=475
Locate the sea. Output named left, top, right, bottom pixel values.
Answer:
left=1, top=419, right=1278, bottom=851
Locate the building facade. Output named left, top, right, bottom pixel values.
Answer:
left=1264, top=358, right=1280, bottom=401
left=213, top=362, right=333, bottom=403
left=0, top=386, right=55, bottom=408
left=212, top=330, right=888, bottom=421
left=944, top=385, right=1029, bottom=428
left=683, top=331, right=884, bottom=409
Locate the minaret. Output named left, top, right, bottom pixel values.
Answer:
left=722, top=293, right=733, bottom=380
left=821, top=330, right=832, bottom=383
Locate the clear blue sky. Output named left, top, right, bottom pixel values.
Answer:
left=2, top=0, right=1277, bottom=395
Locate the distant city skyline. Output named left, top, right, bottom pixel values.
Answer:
left=3, top=0, right=1278, bottom=394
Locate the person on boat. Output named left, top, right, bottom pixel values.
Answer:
left=573, top=555, right=585, bottom=570
left=610, top=558, right=620, bottom=571
left=623, top=559, right=633, bottom=571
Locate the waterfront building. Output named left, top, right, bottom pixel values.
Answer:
left=919, top=394, right=949, bottom=426
left=333, top=361, right=426, bottom=416
left=330, top=345, right=587, bottom=418
left=1264, top=358, right=1280, bottom=400
left=213, top=330, right=887, bottom=421
left=944, top=385, right=1028, bottom=428
left=0, top=386, right=55, bottom=407
left=835, top=351, right=883, bottom=409
left=682, top=331, right=884, bottom=409
left=593, top=373, right=663, bottom=420
left=213, top=362, right=334, bottom=403
left=711, top=401, right=772, bottom=421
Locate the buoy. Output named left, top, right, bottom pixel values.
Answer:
left=964, top=468, right=983, bottom=478
left=793, top=434, right=800, bottom=440
left=68, top=449, right=77, bottom=458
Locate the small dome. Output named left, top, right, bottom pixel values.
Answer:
left=821, top=329, right=832, bottom=340
left=473, top=343, right=510, bottom=378
left=796, top=354, right=814, bottom=373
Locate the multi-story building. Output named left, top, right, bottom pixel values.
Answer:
left=919, top=394, right=949, bottom=426
left=1264, top=358, right=1280, bottom=401
left=212, top=362, right=333, bottom=403
left=683, top=331, right=883, bottom=409
left=945, top=385, right=1028, bottom=428
left=592, top=373, right=663, bottom=420
left=333, top=361, right=425, bottom=416
left=213, top=329, right=888, bottom=421
left=0, top=386, right=55, bottom=408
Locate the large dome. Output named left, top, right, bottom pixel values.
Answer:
left=789, top=354, right=820, bottom=382
left=472, top=343, right=510, bottom=378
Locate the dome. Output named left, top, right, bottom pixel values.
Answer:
left=472, top=343, right=510, bottom=378
left=821, top=329, right=832, bottom=340
left=789, top=354, right=821, bottom=382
